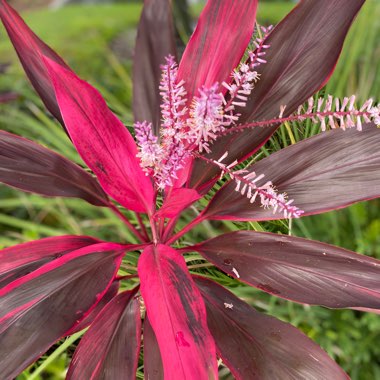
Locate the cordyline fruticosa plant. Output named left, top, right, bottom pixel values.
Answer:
left=0, top=0, right=380, bottom=378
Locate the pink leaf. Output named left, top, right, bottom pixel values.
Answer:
left=67, top=288, right=141, bottom=379
left=43, top=57, right=154, bottom=213
left=178, top=0, right=258, bottom=102
left=138, top=244, right=217, bottom=380
left=155, top=188, right=201, bottom=219
left=0, top=242, right=125, bottom=379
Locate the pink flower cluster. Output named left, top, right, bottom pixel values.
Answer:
left=135, top=56, right=190, bottom=189
left=133, top=29, right=307, bottom=219
left=211, top=152, right=304, bottom=219
left=298, top=95, right=380, bottom=131
left=134, top=28, right=274, bottom=187
left=222, top=25, right=272, bottom=123
left=187, top=84, right=225, bottom=153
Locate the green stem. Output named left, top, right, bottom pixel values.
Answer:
left=136, top=212, right=150, bottom=241
left=284, top=121, right=297, bottom=145
left=109, top=204, right=146, bottom=243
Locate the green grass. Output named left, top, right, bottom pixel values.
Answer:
left=325, top=0, right=380, bottom=100
left=0, top=4, right=142, bottom=103
left=0, top=1, right=379, bottom=379
left=257, top=1, right=293, bottom=24
left=0, top=4, right=142, bottom=68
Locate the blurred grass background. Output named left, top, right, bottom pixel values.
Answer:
left=0, top=0, right=379, bottom=378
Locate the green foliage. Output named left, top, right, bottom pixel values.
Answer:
left=257, top=1, right=293, bottom=24
left=0, top=4, right=141, bottom=103
left=325, top=0, right=380, bottom=101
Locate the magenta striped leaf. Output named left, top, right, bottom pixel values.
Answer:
left=0, top=0, right=71, bottom=126
left=67, top=280, right=120, bottom=335
left=138, top=244, right=217, bottom=380
left=178, top=0, right=258, bottom=103
left=0, top=131, right=109, bottom=207
left=44, top=57, right=154, bottom=213
left=0, top=242, right=124, bottom=379
left=133, top=0, right=177, bottom=135
left=204, top=124, right=380, bottom=221
left=193, top=231, right=380, bottom=308
left=188, top=0, right=365, bottom=191
left=0, top=235, right=99, bottom=288
left=155, top=188, right=201, bottom=219
left=195, top=276, right=348, bottom=380
left=67, top=288, right=141, bottom=379
left=143, top=315, right=164, bottom=380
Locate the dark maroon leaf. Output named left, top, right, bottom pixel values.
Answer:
left=195, top=276, right=348, bottom=380
left=189, top=0, right=365, bottom=191
left=193, top=231, right=380, bottom=308
left=67, top=288, right=141, bottom=380
left=0, top=242, right=124, bottom=379
left=0, top=62, right=10, bottom=73
left=143, top=315, right=164, bottom=380
left=0, top=235, right=99, bottom=288
left=138, top=244, right=217, bottom=379
left=0, top=130, right=109, bottom=206
left=204, top=124, right=380, bottom=220
left=0, top=92, right=18, bottom=103
left=0, top=0, right=71, bottom=126
left=67, top=280, right=120, bottom=335
left=240, top=0, right=365, bottom=123
left=133, top=0, right=177, bottom=135
left=178, top=0, right=258, bottom=102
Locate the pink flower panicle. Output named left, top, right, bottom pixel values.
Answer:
left=134, top=55, right=190, bottom=189
left=134, top=121, right=162, bottom=171
left=135, top=40, right=277, bottom=187
left=154, top=143, right=190, bottom=190
left=368, top=103, right=380, bottom=127
left=159, top=55, right=187, bottom=136
left=209, top=152, right=304, bottom=219
left=159, top=55, right=187, bottom=134
left=135, top=46, right=377, bottom=217
left=222, top=25, right=272, bottom=125
left=187, top=84, right=226, bottom=153
left=218, top=94, right=380, bottom=138
left=156, top=55, right=190, bottom=189
left=297, top=95, right=380, bottom=131
left=249, top=25, right=273, bottom=68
